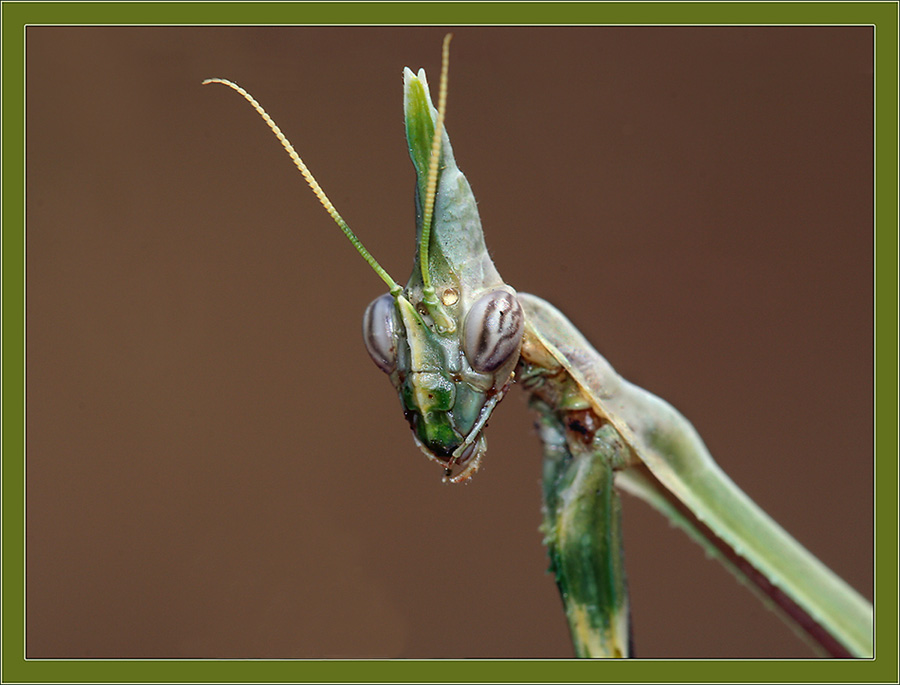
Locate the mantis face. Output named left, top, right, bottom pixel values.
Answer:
left=363, top=286, right=524, bottom=483
left=361, top=65, right=524, bottom=483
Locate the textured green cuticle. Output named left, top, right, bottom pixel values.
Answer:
left=417, top=411, right=457, bottom=451
left=540, top=417, right=631, bottom=658
left=404, top=75, right=437, bottom=203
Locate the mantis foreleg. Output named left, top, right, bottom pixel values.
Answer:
left=534, top=397, right=632, bottom=658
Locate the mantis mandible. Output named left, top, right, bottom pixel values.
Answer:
left=203, top=36, right=873, bottom=658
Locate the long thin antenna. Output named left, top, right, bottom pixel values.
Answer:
left=419, top=33, right=453, bottom=295
left=202, top=77, right=401, bottom=297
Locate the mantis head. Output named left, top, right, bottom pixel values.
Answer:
left=362, top=37, right=524, bottom=482
left=204, top=36, right=523, bottom=483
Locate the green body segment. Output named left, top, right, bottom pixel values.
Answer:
left=533, top=395, right=631, bottom=658
left=393, top=294, right=462, bottom=454
left=404, top=72, right=442, bottom=205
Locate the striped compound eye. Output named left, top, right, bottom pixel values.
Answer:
left=362, top=293, right=398, bottom=374
left=462, top=291, right=525, bottom=373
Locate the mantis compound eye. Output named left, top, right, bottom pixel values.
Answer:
left=362, top=293, right=398, bottom=374
left=462, top=291, right=525, bottom=373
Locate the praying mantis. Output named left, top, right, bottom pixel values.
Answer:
left=203, top=36, right=873, bottom=658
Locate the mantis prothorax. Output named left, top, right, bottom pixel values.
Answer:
left=203, top=35, right=873, bottom=659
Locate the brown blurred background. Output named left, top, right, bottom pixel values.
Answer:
left=26, top=27, right=873, bottom=658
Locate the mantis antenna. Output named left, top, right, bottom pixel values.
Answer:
left=201, top=77, right=402, bottom=297
left=419, top=32, right=452, bottom=297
